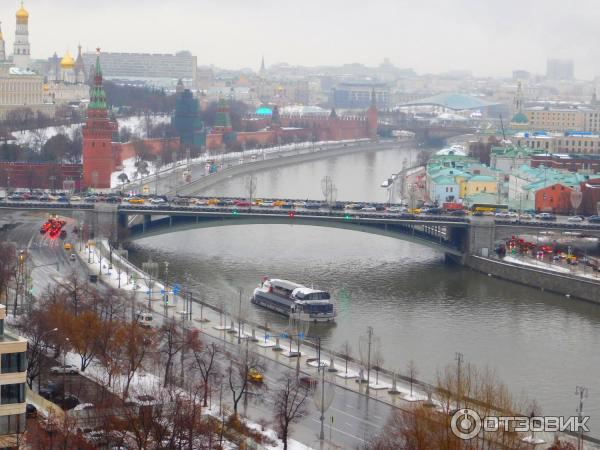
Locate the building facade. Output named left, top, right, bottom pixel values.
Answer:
left=0, top=305, right=27, bottom=449
left=332, top=82, right=389, bottom=109
left=82, top=51, right=197, bottom=87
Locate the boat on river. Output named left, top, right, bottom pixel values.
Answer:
left=251, top=278, right=336, bottom=322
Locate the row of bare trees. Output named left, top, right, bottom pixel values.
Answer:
left=364, top=358, right=578, bottom=450
left=14, top=267, right=312, bottom=449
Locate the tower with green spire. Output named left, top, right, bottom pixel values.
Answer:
left=214, top=97, right=233, bottom=132
left=82, top=49, right=118, bottom=189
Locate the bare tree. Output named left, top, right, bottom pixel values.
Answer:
left=273, top=376, right=310, bottom=450
left=189, top=330, right=219, bottom=407
left=159, top=318, right=183, bottom=387
left=227, top=347, right=264, bottom=416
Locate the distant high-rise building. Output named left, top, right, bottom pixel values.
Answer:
left=546, top=58, right=574, bottom=81
left=512, top=70, right=530, bottom=81
left=0, top=22, right=5, bottom=61
left=332, top=81, right=389, bottom=109
left=13, top=1, right=31, bottom=70
left=81, top=51, right=197, bottom=87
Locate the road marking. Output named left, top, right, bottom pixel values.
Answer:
left=310, top=418, right=366, bottom=443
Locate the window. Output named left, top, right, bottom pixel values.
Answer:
left=1, top=353, right=25, bottom=374
left=0, top=384, right=24, bottom=405
left=0, top=414, right=25, bottom=435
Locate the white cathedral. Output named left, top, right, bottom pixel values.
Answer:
left=0, top=2, right=89, bottom=118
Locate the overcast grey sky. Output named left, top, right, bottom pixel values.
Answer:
left=0, top=0, right=598, bottom=78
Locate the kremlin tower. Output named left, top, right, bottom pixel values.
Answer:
left=366, top=89, right=378, bottom=141
left=13, top=2, right=30, bottom=69
left=82, top=50, right=118, bottom=189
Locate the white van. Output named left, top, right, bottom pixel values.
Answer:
left=135, top=312, right=154, bottom=328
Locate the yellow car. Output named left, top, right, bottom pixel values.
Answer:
left=127, top=197, right=145, bottom=204
left=253, top=199, right=263, bottom=206
left=63, top=243, right=72, bottom=251
left=273, top=200, right=286, bottom=207
left=247, top=368, right=263, bottom=383
left=207, top=198, right=220, bottom=205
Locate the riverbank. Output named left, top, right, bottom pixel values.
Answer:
left=466, top=255, right=600, bottom=304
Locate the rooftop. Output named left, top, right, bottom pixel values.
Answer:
left=401, top=93, right=500, bottom=111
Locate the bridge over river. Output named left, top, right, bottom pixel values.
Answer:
left=3, top=201, right=600, bottom=266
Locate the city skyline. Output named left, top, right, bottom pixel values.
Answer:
left=0, top=0, right=598, bottom=78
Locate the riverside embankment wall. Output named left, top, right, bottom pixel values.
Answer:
left=466, top=255, right=600, bottom=304
left=176, top=140, right=415, bottom=196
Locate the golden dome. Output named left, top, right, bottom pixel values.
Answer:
left=16, top=4, right=29, bottom=20
left=60, top=51, right=75, bottom=69
left=43, top=84, right=49, bottom=92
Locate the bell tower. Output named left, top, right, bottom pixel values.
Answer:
left=13, top=2, right=31, bottom=69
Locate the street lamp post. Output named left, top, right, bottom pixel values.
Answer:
left=237, top=288, right=243, bottom=345
left=37, top=328, right=58, bottom=391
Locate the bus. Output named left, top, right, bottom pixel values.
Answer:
left=470, top=203, right=509, bottom=213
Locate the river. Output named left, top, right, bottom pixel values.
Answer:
left=129, top=145, right=600, bottom=435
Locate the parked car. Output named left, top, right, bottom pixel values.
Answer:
left=361, top=206, right=377, bottom=212
left=588, top=215, right=600, bottom=223
left=50, top=364, right=79, bottom=374
left=70, top=253, right=77, bottom=261
left=567, top=216, right=584, bottom=223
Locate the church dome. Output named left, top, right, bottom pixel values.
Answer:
left=511, top=112, right=529, bottom=124
left=16, top=4, right=29, bottom=20
left=60, top=52, right=75, bottom=69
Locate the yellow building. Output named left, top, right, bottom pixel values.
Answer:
left=460, top=175, right=498, bottom=198
left=524, top=107, right=586, bottom=132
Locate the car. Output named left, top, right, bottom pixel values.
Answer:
left=63, top=242, right=72, bottom=251
left=39, top=382, right=59, bottom=400
left=70, top=195, right=82, bottom=201
left=449, top=209, right=467, bottom=216
left=273, top=200, right=286, bottom=207
left=386, top=206, right=402, bottom=213
left=588, top=215, right=600, bottom=223
left=537, top=213, right=557, bottom=221
left=50, top=364, right=79, bottom=374
left=567, top=216, right=584, bottom=223
left=206, top=198, right=220, bottom=205
left=59, top=230, right=67, bottom=240
left=247, top=368, right=264, bottom=382
left=70, top=253, right=77, bottom=261
left=73, top=403, right=94, bottom=411
left=519, top=213, right=533, bottom=220
left=150, top=198, right=167, bottom=205
left=293, top=201, right=306, bottom=207
left=361, top=206, right=377, bottom=212
left=260, top=201, right=274, bottom=207
left=126, top=197, right=144, bottom=204
left=304, top=203, right=321, bottom=209
left=57, top=196, right=69, bottom=203
left=26, top=403, right=37, bottom=418
left=135, top=312, right=154, bottom=328
left=299, top=375, right=318, bottom=389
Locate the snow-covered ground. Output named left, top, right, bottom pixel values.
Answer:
left=503, top=255, right=600, bottom=281
left=12, top=114, right=170, bottom=148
